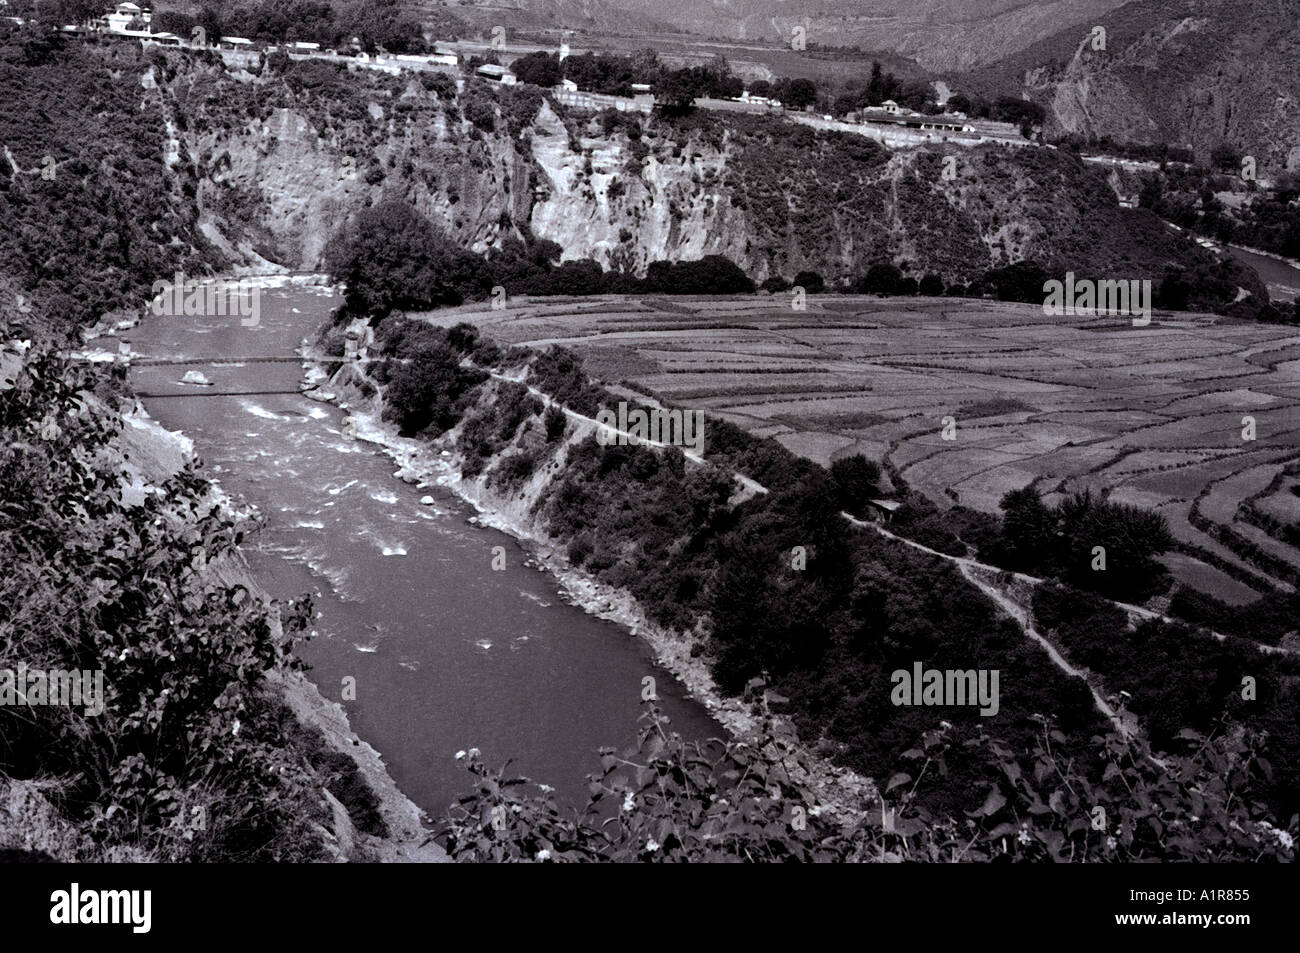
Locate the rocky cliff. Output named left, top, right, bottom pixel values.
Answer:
left=151, top=50, right=1220, bottom=286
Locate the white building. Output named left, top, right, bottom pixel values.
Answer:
left=476, top=63, right=516, bottom=85
left=738, top=91, right=780, bottom=108
left=103, top=2, right=150, bottom=34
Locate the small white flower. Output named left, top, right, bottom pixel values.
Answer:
left=535, top=849, right=551, bottom=861
left=1106, top=835, right=1117, bottom=851
left=939, top=720, right=953, bottom=730
left=231, top=718, right=240, bottom=736
left=646, top=838, right=660, bottom=852
left=1017, top=828, right=1032, bottom=845
left=622, top=792, right=635, bottom=813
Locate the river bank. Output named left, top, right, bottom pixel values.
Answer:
left=303, top=347, right=881, bottom=826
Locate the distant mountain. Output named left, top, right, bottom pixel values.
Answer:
left=965, top=0, right=1300, bottom=173
left=463, top=0, right=1133, bottom=70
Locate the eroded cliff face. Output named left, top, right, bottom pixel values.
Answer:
left=149, top=53, right=1215, bottom=285
left=175, top=70, right=764, bottom=278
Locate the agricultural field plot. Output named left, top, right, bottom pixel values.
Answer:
left=432, top=294, right=1300, bottom=601
left=1255, top=484, right=1300, bottom=524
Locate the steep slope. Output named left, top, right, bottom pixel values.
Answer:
left=966, top=0, right=1300, bottom=173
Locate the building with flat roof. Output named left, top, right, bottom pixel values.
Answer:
left=476, top=63, right=517, bottom=85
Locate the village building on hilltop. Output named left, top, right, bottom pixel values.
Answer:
left=102, top=2, right=150, bottom=35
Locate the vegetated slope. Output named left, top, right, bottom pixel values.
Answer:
left=0, top=334, right=449, bottom=861
left=149, top=48, right=1239, bottom=292
left=0, top=32, right=226, bottom=336
left=965, top=0, right=1300, bottom=174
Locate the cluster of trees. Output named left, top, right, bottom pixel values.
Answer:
left=985, top=486, right=1175, bottom=601
left=1140, top=166, right=1300, bottom=261
left=510, top=48, right=746, bottom=106
left=364, top=316, right=493, bottom=436
left=766, top=257, right=1264, bottom=318
left=148, top=0, right=447, bottom=54
left=824, top=61, right=934, bottom=116
left=509, top=47, right=950, bottom=120
left=1055, top=133, right=1196, bottom=166
left=829, top=454, right=883, bottom=515
left=326, top=202, right=756, bottom=318
left=324, top=201, right=495, bottom=315
left=944, top=93, right=1046, bottom=136
left=919, top=257, right=1286, bottom=321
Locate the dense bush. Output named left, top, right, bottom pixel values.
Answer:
left=0, top=38, right=223, bottom=333
left=440, top=703, right=1295, bottom=862
left=830, top=454, right=881, bottom=515
left=372, top=319, right=487, bottom=435
left=980, top=485, right=1173, bottom=601
left=1032, top=582, right=1300, bottom=818
left=0, top=336, right=324, bottom=860
left=324, top=202, right=493, bottom=315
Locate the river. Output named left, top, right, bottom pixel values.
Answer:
left=124, top=279, right=721, bottom=815
left=1224, top=244, right=1300, bottom=302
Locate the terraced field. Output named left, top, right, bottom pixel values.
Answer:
left=429, top=294, right=1300, bottom=604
